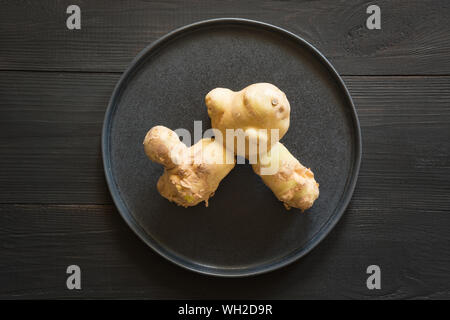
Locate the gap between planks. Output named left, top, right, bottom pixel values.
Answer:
left=0, top=69, right=450, bottom=78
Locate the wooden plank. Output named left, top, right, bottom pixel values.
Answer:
left=346, top=76, right=450, bottom=212
left=0, top=203, right=449, bottom=299
left=0, top=71, right=119, bottom=204
left=0, top=0, right=449, bottom=75
left=1, top=72, right=450, bottom=205
left=0, top=72, right=449, bottom=298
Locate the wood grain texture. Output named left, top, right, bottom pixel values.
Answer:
left=1, top=0, right=449, bottom=300
left=0, top=71, right=119, bottom=204
left=0, top=203, right=449, bottom=299
left=0, top=71, right=450, bottom=298
left=0, top=0, right=449, bottom=75
left=2, top=72, right=449, bottom=206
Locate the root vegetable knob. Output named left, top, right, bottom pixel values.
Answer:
left=206, top=83, right=319, bottom=211
left=252, top=143, right=319, bottom=211
left=206, top=83, right=290, bottom=158
left=143, top=126, right=235, bottom=207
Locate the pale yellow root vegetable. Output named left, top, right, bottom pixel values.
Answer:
left=206, top=83, right=319, bottom=211
left=143, top=126, right=235, bottom=207
left=252, top=142, right=319, bottom=211
left=205, top=83, right=290, bottom=158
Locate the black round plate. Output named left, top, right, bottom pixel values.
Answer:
left=102, top=18, right=361, bottom=277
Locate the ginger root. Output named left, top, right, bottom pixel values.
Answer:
left=206, top=83, right=290, bottom=158
left=143, top=83, right=319, bottom=211
left=143, top=126, right=235, bottom=207
left=206, top=83, right=319, bottom=211
left=252, top=143, right=319, bottom=211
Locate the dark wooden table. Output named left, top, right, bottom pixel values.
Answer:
left=1, top=0, right=449, bottom=299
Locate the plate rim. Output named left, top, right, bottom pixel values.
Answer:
left=102, top=17, right=362, bottom=277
